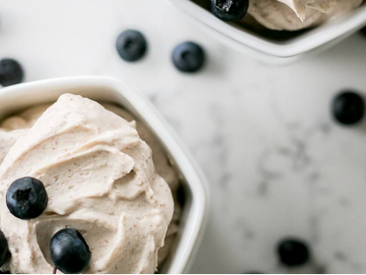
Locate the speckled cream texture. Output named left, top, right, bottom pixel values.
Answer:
left=0, top=94, right=177, bottom=274
left=243, top=0, right=364, bottom=30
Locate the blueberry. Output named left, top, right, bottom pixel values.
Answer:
left=172, top=42, right=205, bottom=73
left=6, top=177, right=48, bottom=220
left=50, top=228, right=91, bottom=274
left=116, top=30, right=147, bottom=62
left=0, top=230, right=9, bottom=267
left=0, top=59, right=24, bottom=87
left=332, top=91, right=365, bottom=125
left=277, top=238, right=310, bottom=267
left=210, top=0, right=249, bottom=21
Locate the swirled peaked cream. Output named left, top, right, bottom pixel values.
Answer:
left=0, top=94, right=174, bottom=274
left=244, top=0, right=364, bottom=30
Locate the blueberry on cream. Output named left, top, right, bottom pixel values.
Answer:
left=0, top=230, right=9, bottom=268
left=50, top=228, right=91, bottom=274
left=6, top=177, right=48, bottom=220
left=210, top=0, right=249, bottom=21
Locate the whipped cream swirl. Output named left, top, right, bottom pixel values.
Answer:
left=0, top=94, right=174, bottom=274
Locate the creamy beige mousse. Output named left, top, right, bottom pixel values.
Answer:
left=0, top=94, right=179, bottom=274
left=244, top=0, right=364, bottom=31
left=198, top=0, right=364, bottom=31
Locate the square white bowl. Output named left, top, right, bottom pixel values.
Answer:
left=0, top=76, right=208, bottom=274
left=168, top=0, right=366, bottom=63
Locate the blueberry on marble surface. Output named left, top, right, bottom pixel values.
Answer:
left=332, top=91, right=365, bottom=125
left=6, top=177, right=48, bottom=220
left=210, top=0, right=249, bottom=21
left=50, top=228, right=91, bottom=274
left=116, top=30, right=147, bottom=62
left=0, top=59, right=23, bottom=87
left=0, top=230, right=9, bottom=267
left=172, top=42, right=205, bottom=73
left=277, top=238, right=310, bottom=267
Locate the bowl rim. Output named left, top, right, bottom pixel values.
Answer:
left=0, top=76, right=209, bottom=274
left=168, top=0, right=366, bottom=58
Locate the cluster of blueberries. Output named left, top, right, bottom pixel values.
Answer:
left=0, top=177, right=91, bottom=274
left=116, top=29, right=205, bottom=73
left=0, top=29, right=206, bottom=89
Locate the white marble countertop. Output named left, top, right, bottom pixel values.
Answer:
left=1, top=0, right=366, bottom=273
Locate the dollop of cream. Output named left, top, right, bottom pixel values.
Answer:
left=244, top=0, right=364, bottom=30
left=0, top=94, right=174, bottom=274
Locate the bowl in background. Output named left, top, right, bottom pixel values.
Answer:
left=168, top=0, right=366, bottom=63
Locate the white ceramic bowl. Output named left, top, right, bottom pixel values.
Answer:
left=168, top=0, right=366, bottom=63
left=0, top=76, right=208, bottom=274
